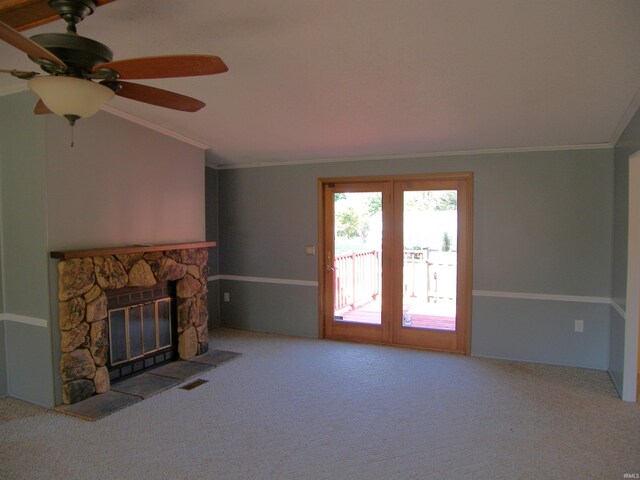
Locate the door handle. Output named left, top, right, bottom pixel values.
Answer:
left=326, top=265, right=335, bottom=272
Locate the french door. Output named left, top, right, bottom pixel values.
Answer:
left=319, top=173, right=473, bottom=354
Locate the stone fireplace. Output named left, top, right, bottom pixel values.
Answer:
left=51, top=242, right=215, bottom=405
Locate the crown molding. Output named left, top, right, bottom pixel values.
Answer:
left=216, top=143, right=612, bottom=170
left=3, top=80, right=629, bottom=166
left=100, top=104, right=210, bottom=150
left=609, top=85, right=640, bottom=146
left=204, top=159, right=219, bottom=170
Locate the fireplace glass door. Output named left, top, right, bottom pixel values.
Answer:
left=108, top=298, right=173, bottom=366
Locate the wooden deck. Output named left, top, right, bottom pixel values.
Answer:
left=335, top=299, right=456, bottom=331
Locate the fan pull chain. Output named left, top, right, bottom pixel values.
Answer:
left=64, top=115, right=79, bottom=147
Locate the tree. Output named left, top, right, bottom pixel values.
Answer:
left=405, top=191, right=457, bottom=211
left=434, top=191, right=457, bottom=210
left=358, top=219, right=370, bottom=243
left=336, top=208, right=360, bottom=239
left=442, top=232, right=452, bottom=252
left=367, top=195, right=382, bottom=215
left=334, top=192, right=381, bottom=243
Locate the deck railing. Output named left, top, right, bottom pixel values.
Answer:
left=404, top=250, right=456, bottom=302
left=334, top=249, right=456, bottom=311
left=334, top=250, right=380, bottom=311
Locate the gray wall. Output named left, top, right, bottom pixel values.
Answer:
left=218, top=148, right=614, bottom=368
left=220, top=280, right=319, bottom=337
left=0, top=92, right=54, bottom=406
left=44, top=109, right=206, bottom=405
left=0, top=91, right=206, bottom=406
left=206, top=167, right=221, bottom=327
left=473, top=298, right=610, bottom=369
left=0, top=93, right=50, bottom=319
left=0, top=322, right=6, bottom=397
left=609, top=103, right=640, bottom=392
left=612, top=107, right=640, bottom=310
left=5, top=321, right=53, bottom=404
left=44, top=111, right=205, bottom=251
left=609, top=308, right=625, bottom=391
left=0, top=104, right=4, bottom=398
left=0, top=174, right=3, bottom=315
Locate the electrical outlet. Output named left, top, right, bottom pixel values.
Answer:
left=223, top=292, right=230, bottom=302
left=574, top=319, right=584, bottom=333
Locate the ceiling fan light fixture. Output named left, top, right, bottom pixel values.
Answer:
left=28, top=76, right=114, bottom=123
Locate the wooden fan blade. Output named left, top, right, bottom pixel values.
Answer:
left=34, top=99, right=51, bottom=115
left=94, top=55, right=228, bottom=80
left=0, top=21, right=66, bottom=68
left=0, top=0, right=116, bottom=32
left=109, top=81, right=205, bottom=112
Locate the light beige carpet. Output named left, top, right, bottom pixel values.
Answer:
left=1, top=328, right=638, bottom=479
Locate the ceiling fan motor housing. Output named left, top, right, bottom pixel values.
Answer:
left=30, top=32, right=112, bottom=76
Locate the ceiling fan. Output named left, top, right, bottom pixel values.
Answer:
left=0, top=0, right=228, bottom=125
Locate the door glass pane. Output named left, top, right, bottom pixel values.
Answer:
left=402, top=190, right=457, bottom=331
left=333, top=191, right=382, bottom=325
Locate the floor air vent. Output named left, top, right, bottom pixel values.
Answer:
left=180, top=379, right=208, bottom=391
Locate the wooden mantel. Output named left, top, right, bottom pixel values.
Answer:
left=50, top=241, right=216, bottom=260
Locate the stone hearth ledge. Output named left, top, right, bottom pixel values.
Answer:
left=50, top=242, right=216, bottom=405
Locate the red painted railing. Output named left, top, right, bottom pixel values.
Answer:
left=333, top=249, right=456, bottom=311
left=334, top=250, right=380, bottom=311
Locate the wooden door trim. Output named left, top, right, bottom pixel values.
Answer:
left=319, top=172, right=473, bottom=186
left=318, top=181, right=392, bottom=343
left=318, top=173, right=473, bottom=355
left=389, top=175, right=473, bottom=354
left=317, top=178, right=326, bottom=338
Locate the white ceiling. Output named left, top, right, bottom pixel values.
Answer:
left=1, top=0, right=640, bottom=166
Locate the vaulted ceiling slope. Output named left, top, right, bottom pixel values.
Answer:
left=1, top=0, right=639, bottom=166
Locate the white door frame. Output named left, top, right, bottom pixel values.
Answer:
left=622, top=150, right=640, bottom=401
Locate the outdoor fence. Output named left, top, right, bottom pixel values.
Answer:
left=334, top=249, right=456, bottom=311
left=404, top=250, right=456, bottom=303
left=334, top=250, right=380, bottom=311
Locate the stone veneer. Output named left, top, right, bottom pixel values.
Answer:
left=57, top=248, right=209, bottom=405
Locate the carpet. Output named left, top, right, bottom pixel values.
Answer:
left=1, top=328, right=638, bottom=479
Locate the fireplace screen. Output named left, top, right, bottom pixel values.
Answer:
left=109, top=298, right=173, bottom=366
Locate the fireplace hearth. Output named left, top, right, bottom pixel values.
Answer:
left=51, top=242, right=215, bottom=405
